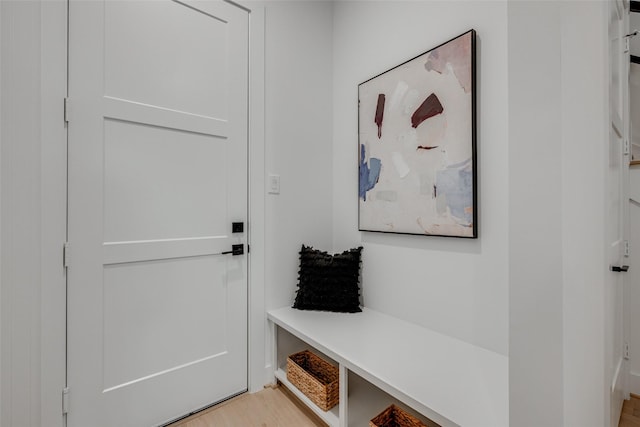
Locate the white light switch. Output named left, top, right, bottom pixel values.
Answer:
left=268, top=174, right=280, bottom=194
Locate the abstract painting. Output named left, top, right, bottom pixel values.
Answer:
left=358, top=30, right=477, bottom=238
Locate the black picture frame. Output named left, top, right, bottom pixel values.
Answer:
left=358, top=29, right=477, bottom=238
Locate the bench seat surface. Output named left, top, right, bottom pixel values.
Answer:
left=267, top=306, right=508, bottom=427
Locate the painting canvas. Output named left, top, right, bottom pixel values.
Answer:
left=358, top=30, right=477, bottom=238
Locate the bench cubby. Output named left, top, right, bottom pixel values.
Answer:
left=268, top=306, right=508, bottom=427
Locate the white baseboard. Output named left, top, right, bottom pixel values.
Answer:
left=628, top=371, right=640, bottom=396
left=613, top=357, right=624, bottom=393
left=249, top=364, right=274, bottom=394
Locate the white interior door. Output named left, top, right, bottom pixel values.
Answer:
left=607, top=1, right=630, bottom=425
left=67, top=1, right=249, bottom=426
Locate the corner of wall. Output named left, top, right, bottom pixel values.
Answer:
left=263, top=0, right=335, bottom=311
left=261, top=0, right=335, bottom=385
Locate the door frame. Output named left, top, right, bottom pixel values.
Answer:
left=607, top=0, right=631, bottom=423
left=37, top=2, right=267, bottom=426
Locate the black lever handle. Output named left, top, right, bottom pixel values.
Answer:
left=611, top=265, right=630, bottom=272
left=221, top=244, right=244, bottom=256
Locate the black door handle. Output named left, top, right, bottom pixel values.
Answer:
left=221, top=244, right=244, bottom=256
left=611, top=265, right=630, bottom=272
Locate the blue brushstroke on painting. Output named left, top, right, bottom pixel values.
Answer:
left=435, top=159, right=473, bottom=226
left=359, top=144, right=381, bottom=201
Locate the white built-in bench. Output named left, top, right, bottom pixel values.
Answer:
left=268, top=307, right=508, bottom=427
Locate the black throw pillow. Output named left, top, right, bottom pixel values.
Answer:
left=293, top=245, right=363, bottom=313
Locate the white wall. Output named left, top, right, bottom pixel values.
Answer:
left=332, top=1, right=509, bottom=356
left=508, top=3, right=563, bottom=426
left=509, top=2, right=609, bottom=426
left=1, top=2, right=67, bottom=427
left=264, top=0, right=334, bottom=311
left=559, top=3, right=609, bottom=425
left=263, top=0, right=334, bottom=369
left=1, top=2, right=44, bottom=426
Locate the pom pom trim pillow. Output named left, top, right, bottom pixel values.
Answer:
left=293, top=245, right=363, bottom=313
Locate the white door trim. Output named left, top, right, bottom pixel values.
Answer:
left=40, top=1, right=68, bottom=426
left=244, top=3, right=269, bottom=393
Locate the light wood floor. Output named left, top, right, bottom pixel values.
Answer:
left=172, top=391, right=640, bottom=427
left=167, top=388, right=640, bottom=427
left=620, top=394, right=640, bottom=427
left=169, top=386, right=327, bottom=427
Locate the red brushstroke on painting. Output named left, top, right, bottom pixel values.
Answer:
left=375, top=94, right=385, bottom=139
left=411, top=93, right=443, bottom=128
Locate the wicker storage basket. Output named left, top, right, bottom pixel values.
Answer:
left=286, top=350, right=339, bottom=411
left=369, top=404, right=429, bottom=427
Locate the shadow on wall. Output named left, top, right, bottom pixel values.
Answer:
left=361, top=231, right=481, bottom=255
